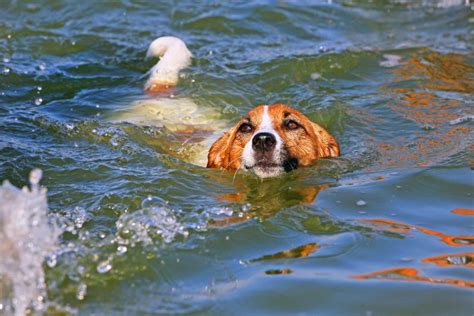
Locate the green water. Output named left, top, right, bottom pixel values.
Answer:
left=0, top=1, right=473, bottom=315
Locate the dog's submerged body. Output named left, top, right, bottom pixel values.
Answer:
left=113, top=97, right=226, bottom=166
left=114, top=36, right=340, bottom=177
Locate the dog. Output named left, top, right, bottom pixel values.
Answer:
left=115, top=36, right=340, bottom=177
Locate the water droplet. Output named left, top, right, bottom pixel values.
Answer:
left=98, top=232, right=106, bottom=239
left=225, top=236, right=230, bottom=240
left=46, top=255, right=57, bottom=268
left=356, top=200, right=367, bottom=206
left=37, top=63, right=46, bottom=71
left=74, top=217, right=85, bottom=229
left=3, top=67, right=10, bottom=74
left=71, top=41, right=76, bottom=46
left=95, top=104, right=100, bottom=108
left=36, top=86, right=42, bottom=91
left=117, top=245, right=127, bottom=254
left=76, top=283, right=87, bottom=300
left=7, top=34, right=11, bottom=39
left=34, top=98, right=43, bottom=105
left=310, top=73, right=321, bottom=80
left=422, top=124, right=435, bottom=131
left=29, top=169, right=43, bottom=185
left=241, top=203, right=251, bottom=212
left=97, top=260, right=112, bottom=274
left=65, top=224, right=76, bottom=233
left=3, top=58, right=10, bottom=63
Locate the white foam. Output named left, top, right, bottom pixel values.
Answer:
left=379, top=54, right=402, bottom=68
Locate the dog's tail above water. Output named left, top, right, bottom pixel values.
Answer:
left=144, top=36, right=192, bottom=94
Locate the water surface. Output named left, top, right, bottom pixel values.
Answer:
left=0, top=1, right=473, bottom=315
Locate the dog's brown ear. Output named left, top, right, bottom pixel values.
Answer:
left=207, top=127, right=236, bottom=168
left=310, top=122, right=340, bottom=158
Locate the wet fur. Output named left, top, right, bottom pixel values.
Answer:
left=207, top=104, right=339, bottom=171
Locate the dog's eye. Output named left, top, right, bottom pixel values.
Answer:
left=238, top=123, right=253, bottom=133
left=285, top=120, right=300, bottom=130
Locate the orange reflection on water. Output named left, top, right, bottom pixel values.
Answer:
left=397, top=91, right=461, bottom=125
left=422, top=253, right=474, bottom=268
left=209, top=182, right=329, bottom=227
left=361, top=218, right=474, bottom=247
left=394, top=51, right=474, bottom=94
left=353, top=267, right=474, bottom=289
left=451, top=208, right=474, bottom=216
left=378, top=50, right=473, bottom=169
left=251, top=242, right=320, bottom=262
left=356, top=216, right=474, bottom=289
left=208, top=213, right=252, bottom=227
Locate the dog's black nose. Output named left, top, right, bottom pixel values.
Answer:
left=252, top=132, right=276, bottom=152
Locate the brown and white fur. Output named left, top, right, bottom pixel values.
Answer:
left=208, top=104, right=340, bottom=178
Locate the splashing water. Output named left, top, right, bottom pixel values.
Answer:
left=115, top=197, right=189, bottom=247
left=0, top=169, right=60, bottom=315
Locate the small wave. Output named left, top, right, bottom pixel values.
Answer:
left=449, top=115, right=474, bottom=126
left=0, top=169, right=60, bottom=315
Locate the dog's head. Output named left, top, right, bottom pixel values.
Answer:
left=207, top=104, right=340, bottom=177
